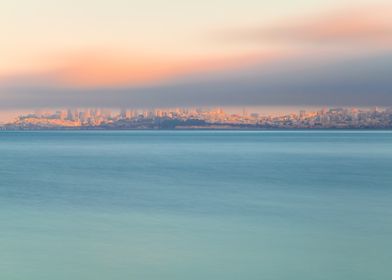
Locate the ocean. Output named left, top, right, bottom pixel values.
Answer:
left=1, top=131, right=391, bottom=280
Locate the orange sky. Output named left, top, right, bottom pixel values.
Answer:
left=52, top=51, right=284, bottom=87
left=0, top=1, right=391, bottom=88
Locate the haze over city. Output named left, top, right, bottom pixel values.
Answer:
left=1, top=0, right=392, bottom=119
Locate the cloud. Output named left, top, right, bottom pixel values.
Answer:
left=221, top=6, right=392, bottom=46
left=1, top=5, right=392, bottom=110
left=0, top=50, right=278, bottom=88
left=1, top=50, right=391, bottom=109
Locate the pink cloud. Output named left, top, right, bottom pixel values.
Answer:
left=222, top=6, right=392, bottom=46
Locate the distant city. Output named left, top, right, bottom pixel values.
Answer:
left=2, top=107, right=392, bottom=130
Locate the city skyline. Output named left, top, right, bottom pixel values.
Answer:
left=0, top=105, right=369, bottom=123
left=3, top=106, right=392, bottom=129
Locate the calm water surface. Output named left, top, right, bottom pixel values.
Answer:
left=1, top=131, right=391, bottom=280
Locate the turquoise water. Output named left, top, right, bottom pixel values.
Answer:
left=1, top=131, right=391, bottom=280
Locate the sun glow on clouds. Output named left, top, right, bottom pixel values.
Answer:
left=1, top=50, right=284, bottom=87
left=21, top=4, right=392, bottom=88
left=2, top=4, right=390, bottom=88
left=0, top=1, right=392, bottom=108
left=221, top=5, right=392, bottom=47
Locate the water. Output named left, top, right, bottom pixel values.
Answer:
left=1, top=131, right=391, bottom=280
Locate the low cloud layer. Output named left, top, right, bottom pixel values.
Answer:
left=1, top=50, right=391, bottom=109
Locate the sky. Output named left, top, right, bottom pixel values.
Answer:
left=1, top=0, right=392, bottom=120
